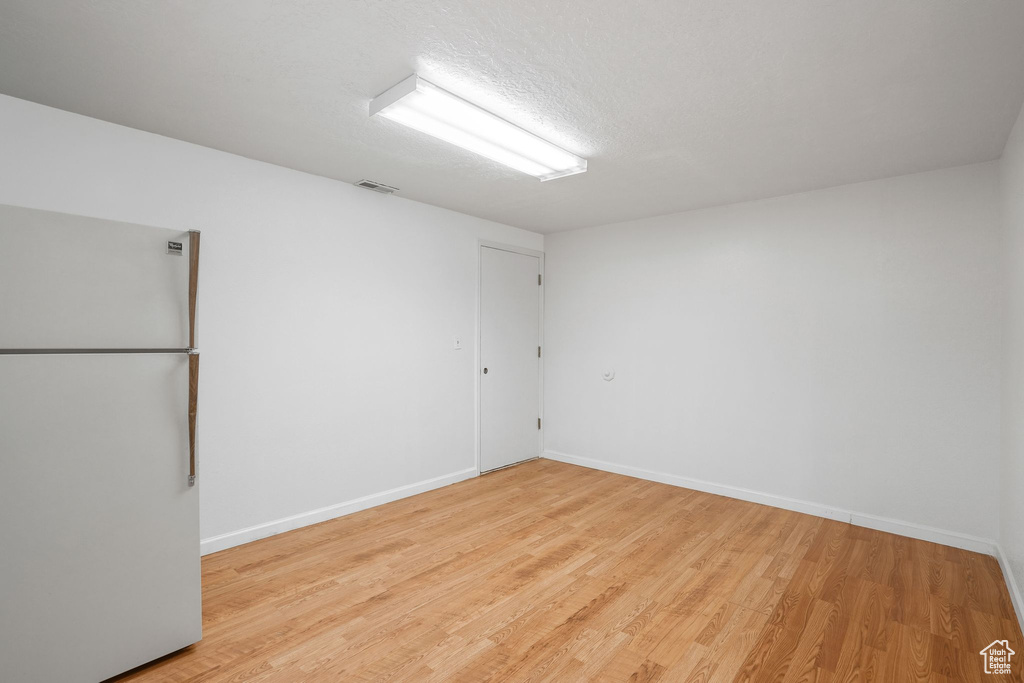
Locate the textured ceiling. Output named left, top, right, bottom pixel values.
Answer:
left=2, top=1, right=1024, bottom=233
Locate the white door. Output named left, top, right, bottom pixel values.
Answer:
left=480, top=246, right=541, bottom=472
left=0, top=353, right=201, bottom=683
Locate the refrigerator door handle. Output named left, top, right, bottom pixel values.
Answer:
left=188, top=352, right=199, bottom=487
left=187, top=229, right=200, bottom=486
left=188, top=230, right=200, bottom=349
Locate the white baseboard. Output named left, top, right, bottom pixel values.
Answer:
left=542, top=450, right=998, bottom=555
left=200, top=467, right=478, bottom=555
left=996, top=545, right=1024, bottom=631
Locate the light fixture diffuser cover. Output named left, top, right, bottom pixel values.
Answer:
left=370, top=74, right=587, bottom=181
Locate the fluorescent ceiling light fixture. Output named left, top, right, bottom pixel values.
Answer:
left=370, top=74, right=587, bottom=181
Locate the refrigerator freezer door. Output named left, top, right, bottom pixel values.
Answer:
left=0, top=204, right=192, bottom=350
left=0, top=353, right=201, bottom=683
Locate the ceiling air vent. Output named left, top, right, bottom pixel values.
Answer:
left=354, top=179, right=398, bottom=194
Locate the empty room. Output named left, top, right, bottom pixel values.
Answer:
left=2, top=1, right=1024, bottom=681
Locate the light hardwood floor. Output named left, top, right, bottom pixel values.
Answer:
left=114, top=459, right=1023, bottom=682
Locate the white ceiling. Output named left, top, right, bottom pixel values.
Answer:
left=2, top=1, right=1024, bottom=233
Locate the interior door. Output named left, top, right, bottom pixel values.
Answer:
left=480, top=246, right=541, bottom=472
left=0, top=353, right=201, bottom=683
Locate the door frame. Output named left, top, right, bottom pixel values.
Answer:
left=476, top=240, right=545, bottom=474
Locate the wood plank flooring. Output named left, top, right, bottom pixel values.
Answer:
left=113, top=460, right=1023, bottom=682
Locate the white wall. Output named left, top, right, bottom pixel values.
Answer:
left=0, top=89, right=1013, bottom=572
left=544, top=163, right=1002, bottom=542
left=1001, top=100, right=1024, bottom=604
left=0, top=94, right=542, bottom=550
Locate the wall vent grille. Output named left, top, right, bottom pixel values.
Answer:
left=354, top=179, right=399, bottom=194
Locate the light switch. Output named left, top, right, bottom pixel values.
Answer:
left=453, top=336, right=463, bottom=350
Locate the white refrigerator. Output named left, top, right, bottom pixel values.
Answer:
left=0, top=204, right=203, bottom=682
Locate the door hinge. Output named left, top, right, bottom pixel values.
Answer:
left=538, top=346, right=541, bottom=358
left=538, top=274, right=542, bottom=286
left=538, top=418, right=542, bottom=430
